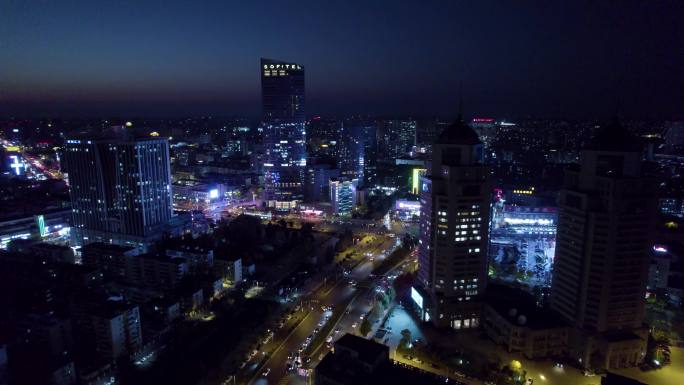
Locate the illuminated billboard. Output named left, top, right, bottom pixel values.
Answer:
left=411, top=168, right=426, bottom=194
left=411, top=287, right=423, bottom=309
left=8, top=154, right=26, bottom=176
left=395, top=200, right=420, bottom=211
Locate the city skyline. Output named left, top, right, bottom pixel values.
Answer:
left=2, top=1, right=683, bottom=119
left=1, top=2, right=683, bottom=385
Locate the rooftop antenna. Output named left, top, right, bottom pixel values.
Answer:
left=457, top=80, right=463, bottom=121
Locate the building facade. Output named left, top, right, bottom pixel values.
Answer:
left=261, top=58, right=307, bottom=210
left=64, top=137, right=173, bottom=249
left=378, top=119, right=416, bottom=161
left=550, top=119, right=656, bottom=370
left=304, top=163, right=339, bottom=203
left=416, top=116, right=491, bottom=329
left=330, top=178, right=358, bottom=216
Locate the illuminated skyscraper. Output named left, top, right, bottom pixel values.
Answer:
left=550, top=119, right=655, bottom=370
left=261, top=58, right=306, bottom=210
left=379, top=119, right=416, bottom=160
left=330, top=178, right=358, bottom=216
left=416, top=116, right=491, bottom=328
left=64, top=137, right=173, bottom=250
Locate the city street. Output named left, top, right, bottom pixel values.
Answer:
left=237, top=235, right=397, bottom=385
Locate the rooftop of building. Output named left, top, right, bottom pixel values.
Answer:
left=162, top=234, right=214, bottom=253
left=66, top=128, right=170, bottom=143
left=486, top=283, right=567, bottom=330
left=335, top=333, right=389, bottom=364
left=435, top=114, right=482, bottom=146
left=81, top=242, right=137, bottom=254
left=138, top=252, right=187, bottom=264
left=318, top=335, right=446, bottom=385
left=77, top=294, right=138, bottom=320
left=585, top=117, right=643, bottom=152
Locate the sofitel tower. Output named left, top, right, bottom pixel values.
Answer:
left=261, top=58, right=306, bottom=210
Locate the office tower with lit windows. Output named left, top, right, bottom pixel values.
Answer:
left=340, top=119, right=378, bottom=187
left=416, top=116, right=491, bottom=329
left=63, top=137, right=174, bottom=250
left=307, top=117, right=341, bottom=160
left=261, top=58, right=307, bottom=210
left=330, top=177, right=358, bottom=216
left=304, top=163, right=339, bottom=203
left=550, top=119, right=656, bottom=370
left=378, top=119, right=416, bottom=160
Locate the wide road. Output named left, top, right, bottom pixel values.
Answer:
left=241, top=236, right=396, bottom=385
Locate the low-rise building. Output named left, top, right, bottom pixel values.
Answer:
left=214, top=254, right=242, bottom=286
left=315, top=334, right=446, bottom=385
left=73, top=299, right=142, bottom=361
left=82, top=243, right=189, bottom=290
left=483, top=285, right=569, bottom=359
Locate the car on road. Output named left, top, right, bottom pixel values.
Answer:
left=334, top=327, right=341, bottom=333
left=262, top=368, right=271, bottom=376
left=351, top=322, right=358, bottom=328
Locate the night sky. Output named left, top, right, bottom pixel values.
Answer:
left=2, top=0, right=682, bottom=119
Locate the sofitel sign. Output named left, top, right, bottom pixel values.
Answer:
left=263, top=63, right=302, bottom=70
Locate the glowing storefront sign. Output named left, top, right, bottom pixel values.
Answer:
left=209, top=189, right=219, bottom=199
left=653, top=245, right=668, bottom=253
left=396, top=200, right=421, bottom=211
left=411, top=287, right=423, bottom=309
left=503, top=217, right=553, bottom=226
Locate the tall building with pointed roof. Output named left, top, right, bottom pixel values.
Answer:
left=415, top=115, right=491, bottom=328
left=550, top=118, right=655, bottom=370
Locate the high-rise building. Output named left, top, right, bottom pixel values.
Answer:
left=261, top=58, right=306, bottom=210
left=304, top=163, right=339, bottom=203
left=416, top=119, right=449, bottom=150
left=340, top=119, right=378, bottom=187
left=416, top=116, right=491, bottom=329
left=307, top=117, right=341, bottom=160
left=63, top=136, right=174, bottom=250
left=330, top=177, right=358, bottom=216
left=550, top=119, right=655, bottom=370
left=378, top=119, right=416, bottom=160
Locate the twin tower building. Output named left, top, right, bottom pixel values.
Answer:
left=417, top=116, right=656, bottom=370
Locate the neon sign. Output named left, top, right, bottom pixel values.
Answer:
left=411, top=287, right=423, bottom=309
left=9, top=155, right=25, bottom=175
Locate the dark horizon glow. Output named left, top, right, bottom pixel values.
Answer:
left=1, top=0, right=683, bottom=119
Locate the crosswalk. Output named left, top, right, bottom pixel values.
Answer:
left=276, top=376, right=289, bottom=385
